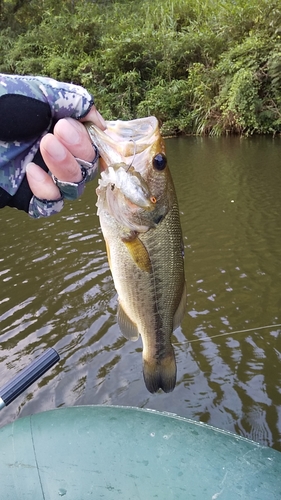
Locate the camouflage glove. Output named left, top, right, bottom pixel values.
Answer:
left=0, top=74, right=99, bottom=217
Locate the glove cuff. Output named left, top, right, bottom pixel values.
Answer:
left=29, top=196, right=64, bottom=218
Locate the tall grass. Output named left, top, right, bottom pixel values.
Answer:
left=0, top=0, right=280, bottom=134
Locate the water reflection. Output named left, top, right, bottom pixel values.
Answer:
left=0, top=136, right=281, bottom=451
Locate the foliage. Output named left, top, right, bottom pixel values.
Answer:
left=0, top=0, right=280, bottom=135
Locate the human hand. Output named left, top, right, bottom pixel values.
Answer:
left=0, top=74, right=106, bottom=218
left=26, top=106, right=106, bottom=202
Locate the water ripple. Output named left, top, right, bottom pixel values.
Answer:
left=0, top=139, right=281, bottom=451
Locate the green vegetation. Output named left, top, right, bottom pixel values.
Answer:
left=0, top=0, right=281, bottom=135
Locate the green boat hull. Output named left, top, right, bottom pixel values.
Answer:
left=0, top=406, right=280, bottom=499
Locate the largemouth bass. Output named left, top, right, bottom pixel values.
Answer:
left=86, top=117, right=186, bottom=393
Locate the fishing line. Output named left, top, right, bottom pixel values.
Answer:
left=174, top=323, right=281, bottom=345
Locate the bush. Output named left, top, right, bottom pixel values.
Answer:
left=0, top=0, right=280, bottom=135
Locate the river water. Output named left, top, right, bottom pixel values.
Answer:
left=1, top=136, right=281, bottom=451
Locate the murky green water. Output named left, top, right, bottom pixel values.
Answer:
left=1, top=136, right=281, bottom=451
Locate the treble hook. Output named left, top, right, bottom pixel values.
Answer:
left=126, top=139, right=137, bottom=171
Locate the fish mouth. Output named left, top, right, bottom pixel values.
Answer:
left=85, top=117, right=161, bottom=172
left=92, top=117, right=169, bottom=232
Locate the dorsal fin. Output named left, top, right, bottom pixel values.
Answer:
left=173, top=282, right=187, bottom=331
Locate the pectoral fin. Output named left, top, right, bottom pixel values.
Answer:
left=123, top=237, right=152, bottom=273
left=117, top=302, right=139, bottom=341
left=173, top=282, right=187, bottom=330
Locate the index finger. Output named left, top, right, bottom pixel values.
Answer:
left=80, top=105, right=106, bottom=130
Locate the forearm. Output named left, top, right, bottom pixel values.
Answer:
left=0, top=74, right=94, bottom=142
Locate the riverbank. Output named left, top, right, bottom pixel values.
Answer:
left=0, top=0, right=280, bottom=136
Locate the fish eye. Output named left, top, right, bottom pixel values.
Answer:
left=152, top=153, right=167, bottom=171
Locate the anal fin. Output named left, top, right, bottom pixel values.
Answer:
left=105, top=239, right=112, bottom=271
left=117, top=303, right=139, bottom=341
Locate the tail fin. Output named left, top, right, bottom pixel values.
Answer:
left=143, top=350, right=177, bottom=393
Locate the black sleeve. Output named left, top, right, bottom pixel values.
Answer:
left=0, top=105, right=56, bottom=212
left=0, top=148, right=49, bottom=212
left=0, top=94, right=52, bottom=141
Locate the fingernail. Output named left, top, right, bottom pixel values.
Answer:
left=26, top=163, right=45, bottom=181
left=61, top=118, right=81, bottom=145
left=46, top=137, right=67, bottom=161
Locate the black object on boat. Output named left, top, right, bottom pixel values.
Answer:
left=0, top=348, right=60, bottom=410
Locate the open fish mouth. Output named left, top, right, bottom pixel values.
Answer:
left=85, top=117, right=162, bottom=173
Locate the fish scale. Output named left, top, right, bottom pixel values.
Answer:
left=139, top=201, right=185, bottom=387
